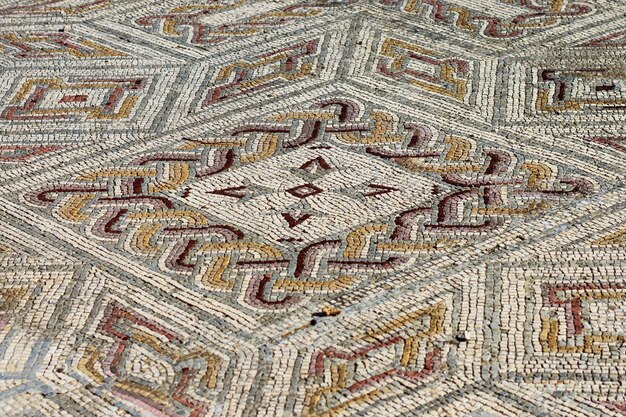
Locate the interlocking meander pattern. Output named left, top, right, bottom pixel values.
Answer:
left=1, top=0, right=626, bottom=416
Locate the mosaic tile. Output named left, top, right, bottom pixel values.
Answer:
left=1, top=0, right=626, bottom=416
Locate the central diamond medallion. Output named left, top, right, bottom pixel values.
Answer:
left=180, top=146, right=444, bottom=242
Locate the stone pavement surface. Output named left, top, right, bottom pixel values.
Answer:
left=1, top=0, right=626, bottom=416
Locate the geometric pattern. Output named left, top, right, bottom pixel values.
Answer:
left=0, top=32, right=125, bottom=59
left=493, top=255, right=626, bottom=408
left=377, top=38, right=470, bottom=100
left=377, top=0, right=596, bottom=39
left=0, top=1, right=111, bottom=17
left=2, top=78, right=146, bottom=121
left=203, top=38, right=321, bottom=106
left=133, top=0, right=355, bottom=46
left=19, top=95, right=596, bottom=314
left=2, top=0, right=626, bottom=416
left=536, top=69, right=626, bottom=112
left=75, top=302, right=222, bottom=416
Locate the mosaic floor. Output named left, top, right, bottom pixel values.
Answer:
left=2, top=0, right=626, bottom=416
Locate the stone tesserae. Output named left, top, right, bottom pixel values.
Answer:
left=1, top=1, right=625, bottom=416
